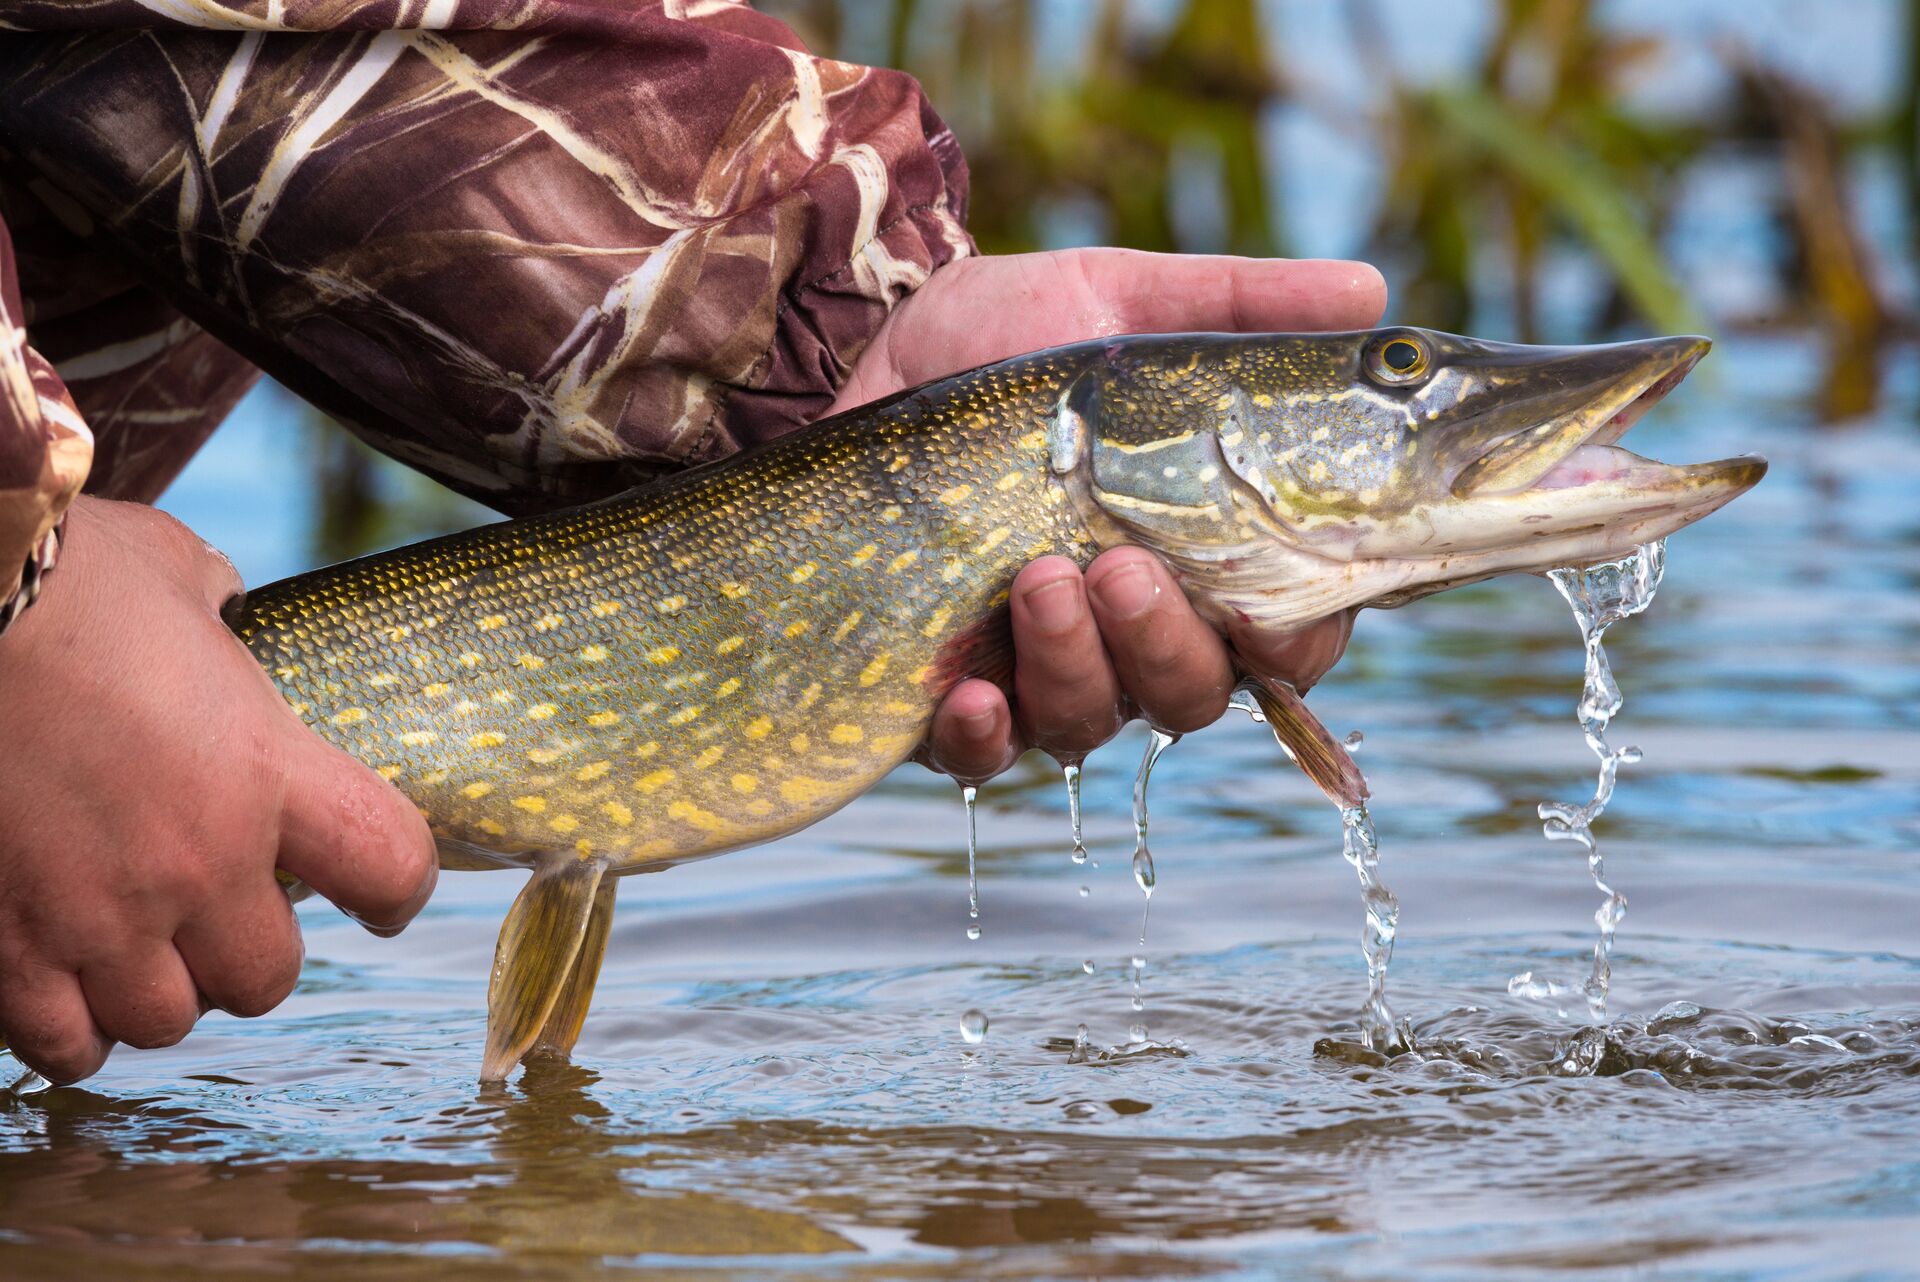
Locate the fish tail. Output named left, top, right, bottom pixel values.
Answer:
left=481, top=851, right=611, bottom=1082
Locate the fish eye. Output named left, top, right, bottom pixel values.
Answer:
left=1366, top=335, right=1431, bottom=385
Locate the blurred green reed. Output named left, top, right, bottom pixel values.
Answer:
left=310, top=0, right=1913, bottom=561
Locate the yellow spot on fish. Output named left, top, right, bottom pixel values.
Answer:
left=513, top=795, right=547, bottom=814
left=790, top=733, right=812, bottom=753
left=367, top=673, right=399, bottom=689
left=636, top=741, right=659, bottom=758
left=460, top=652, right=482, bottom=667
left=602, top=800, right=633, bottom=826
left=995, top=472, right=1024, bottom=492
left=469, top=731, right=506, bottom=749
left=719, top=581, right=750, bottom=600
left=888, top=551, right=918, bottom=573
left=527, top=747, right=561, bottom=765
left=377, top=765, right=402, bottom=780
left=731, top=773, right=758, bottom=794
left=398, top=730, right=438, bottom=747
left=636, top=769, right=674, bottom=794
left=937, top=483, right=973, bottom=504
left=478, top=615, right=507, bottom=631
left=275, top=664, right=302, bottom=681
left=693, top=745, right=725, bottom=769
left=579, top=644, right=609, bottom=663
left=649, top=646, right=681, bottom=665
left=657, top=595, right=687, bottom=614
left=590, top=599, right=622, bottom=618
left=491, top=690, right=514, bottom=705
left=879, top=504, right=903, bottom=523
left=535, top=613, right=564, bottom=631
left=516, top=653, right=545, bottom=670
left=332, top=707, right=368, bottom=727
left=922, top=605, right=953, bottom=637
left=587, top=710, right=620, bottom=727
left=421, top=682, right=451, bottom=698
left=833, top=611, right=864, bottom=642
left=669, top=705, right=703, bottom=726
left=785, top=619, right=810, bottom=639
left=797, top=682, right=823, bottom=710
left=715, top=677, right=742, bottom=698
left=463, top=781, right=494, bottom=799
left=715, top=636, right=745, bottom=655
left=575, top=760, right=612, bottom=782
left=575, top=838, right=595, bottom=856
left=829, top=724, right=864, bottom=745
left=384, top=624, right=412, bottom=642
left=979, top=527, right=1012, bottom=553
left=745, top=715, right=774, bottom=739
left=850, top=543, right=878, bottom=567
left=789, top=562, right=818, bottom=585
left=1252, top=392, right=1275, bottom=408
left=477, top=818, right=505, bottom=836
left=527, top=703, right=558, bottom=721
left=668, top=800, right=726, bottom=832
left=779, top=777, right=840, bottom=805
left=858, top=654, right=891, bottom=686
left=550, top=815, right=579, bottom=834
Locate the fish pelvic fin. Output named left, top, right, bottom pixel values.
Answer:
left=530, top=874, right=618, bottom=1062
left=1239, top=674, right=1369, bottom=810
left=482, top=852, right=610, bottom=1082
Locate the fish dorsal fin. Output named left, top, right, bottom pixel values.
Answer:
left=1239, top=674, right=1369, bottom=810
left=483, top=853, right=610, bottom=1081
left=532, top=874, right=618, bottom=1061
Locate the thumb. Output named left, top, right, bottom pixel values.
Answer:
left=275, top=728, right=439, bottom=936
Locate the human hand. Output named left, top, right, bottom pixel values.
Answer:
left=830, top=249, right=1385, bottom=782
left=0, top=498, right=438, bottom=1084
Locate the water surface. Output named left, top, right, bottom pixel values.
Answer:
left=2, top=337, right=1917, bottom=1279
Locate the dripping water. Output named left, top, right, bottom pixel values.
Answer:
left=1063, top=759, right=1088, bottom=867
left=1341, top=804, right=1404, bottom=1053
left=962, top=784, right=981, bottom=941
left=1128, top=729, right=1176, bottom=1023
left=1509, top=540, right=1666, bottom=1022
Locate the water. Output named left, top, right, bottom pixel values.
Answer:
left=1510, top=541, right=1667, bottom=1021
left=961, top=784, right=982, bottom=941
left=2, top=334, right=1918, bottom=1279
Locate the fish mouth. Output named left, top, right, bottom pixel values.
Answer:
left=1448, top=333, right=1764, bottom=524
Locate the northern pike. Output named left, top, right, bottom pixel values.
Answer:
left=208, top=328, right=1756, bottom=1080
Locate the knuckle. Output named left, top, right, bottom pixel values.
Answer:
left=22, top=1033, right=105, bottom=1085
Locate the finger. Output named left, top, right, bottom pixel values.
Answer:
left=1084, top=548, right=1235, bottom=734
left=80, top=945, right=201, bottom=1050
left=174, top=880, right=305, bottom=1019
left=1232, top=609, right=1356, bottom=693
left=925, top=679, right=1023, bottom=785
left=1009, top=558, right=1126, bottom=758
left=276, top=735, right=438, bottom=937
left=0, top=968, right=112, bottom=1084
left=1079, top=250, right=1389, bottom=334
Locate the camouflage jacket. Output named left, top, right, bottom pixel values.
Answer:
left=0, top=0, right=971, bottom=629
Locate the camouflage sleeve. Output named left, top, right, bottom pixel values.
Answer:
left=0, top=212, right=93, bottom=636
left=0, top=1, right=973, bottom=516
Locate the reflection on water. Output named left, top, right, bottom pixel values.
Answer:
left=2, top=333, right=1916, bottom=1278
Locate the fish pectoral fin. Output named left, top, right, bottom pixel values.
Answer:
left=1238, top=673, right=1370, bottom=810
left=531, top=874, right=618, bottom=1061
left=482, top=852, right=610, bottom=1082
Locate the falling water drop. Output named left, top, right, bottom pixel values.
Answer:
left=1128, top=728, right=1176, bottom=1029
left=1130, top=955, right=1146, bottom=1013
left=1131, top=846, right=1156, bottom=897
left=962, top=783, right=981, bottom=941
left=1519, top=540, right=1666, bottom=1023
left=958, top=1009, right=988, bottom=1044
left=1081, top=959, right=1096, bottom=975
left=1344, top=729, right=1365, bottom=753
left=1341, top=804, right=1402, bottom=1052
left=1129, top=1023, right=1149, bottom=1045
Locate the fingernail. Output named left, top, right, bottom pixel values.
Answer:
left=1021, top=577, right=1082, bottom=635
left=1092, top=562, right=1156, bottom=620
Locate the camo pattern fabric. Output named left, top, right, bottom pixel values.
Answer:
left=0, top=0, right=971, bottom=624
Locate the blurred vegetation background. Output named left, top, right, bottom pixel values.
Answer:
left=303, top=0, right=1916, bottom=563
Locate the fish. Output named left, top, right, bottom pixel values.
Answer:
left=213, top=326, right=1763, bottom=1082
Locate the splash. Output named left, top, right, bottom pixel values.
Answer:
left=1341, top=805, right=1405, bottom=1052
left=1510, top=540, right=1666, bottom=1022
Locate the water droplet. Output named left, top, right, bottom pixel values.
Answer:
left=1063, top=1099, right=1100, bottom=1119
left=1129, top=730, right=1176, bottom=1033
left=1131, top=846, right=1156, bottom=896
left=1344, top=729, right=1365, bottom=752
left=1128, top=1023, right=1149, bottom=1044
left=1081, top=959, right=1096, bottom=975
left=958, top=1009, right=988, bottom=1044
left=966, top=924, right=981, bottom=941
left=1077, top=884, right=1090, bottom=898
